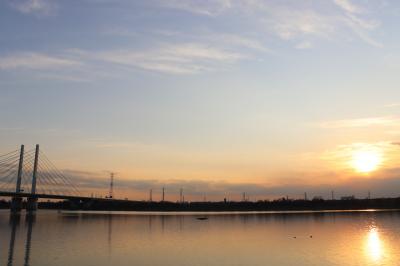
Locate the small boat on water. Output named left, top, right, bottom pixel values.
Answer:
left=196, top=217, right=208, bottom=220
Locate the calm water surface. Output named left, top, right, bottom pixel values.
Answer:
left=1, top=210, right=400, bottom=266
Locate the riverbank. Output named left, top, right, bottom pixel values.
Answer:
left=2, top=197, right=400, bottom=212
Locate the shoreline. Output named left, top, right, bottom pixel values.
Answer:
left=2, top=197, right=400, bottom=212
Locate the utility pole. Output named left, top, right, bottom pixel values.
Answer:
left=162, top=187, right=165, bottom=202
left=149, top=189, right=153, bottom=202
left=180, top=188, right=183, bottom=203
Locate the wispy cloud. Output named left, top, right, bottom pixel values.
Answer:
left=8, top=0, right=57, bottom=16
left=1, top=23, right=271, bottom=78
left=264, top=0, right=381, bottom=47
left=384, top=103, right=400, bottom=108
left=160, top=0, right=232, bottom=16
left=322, top=141, right=390, bottom=161
left=34, top=73, right=92, bottom=83
left=88, top=139, right=161, bottom=150
left=341, top=15, right=382, bottom=47
left=0, top=52, right=80, bottom=70
left=333, top=0, right=363, bottom=14
left=332, top=0, right=382, bottom=47
left=295, top=41, right=313, bottom=49
left=209, top=34, right=271, bottom=53
left=318, top=117, right=399, bottom=129
left=161, top=0, right=382, bottom=48
left=102, top=27, right=271, bottom=54
left=0, top=43, right=247, bottom=76
left=0, top=0, right=385, bottom=79
left=91, top=43, right=245, bottom=74
left=266, top=9, right=335, bottom=40
left=62, top=166, right=400, bottom=200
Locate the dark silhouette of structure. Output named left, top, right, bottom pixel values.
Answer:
left=0, top=145, right=125, bottom=213
left=105, top=172, right=115, bottom=199
left=1, top=145, right=400, bottom=213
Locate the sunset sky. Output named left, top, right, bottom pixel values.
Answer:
left=1, top=0, right=400, bottom=201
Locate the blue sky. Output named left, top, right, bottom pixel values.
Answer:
left=1, top=0, right=400, bottom=200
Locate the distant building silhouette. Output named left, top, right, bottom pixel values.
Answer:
left=341, top=196, right=355, bottom=200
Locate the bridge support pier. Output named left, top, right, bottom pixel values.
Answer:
left=10, top=197, right=23, bottom=212
left=26, top=198, right=38, bottom=212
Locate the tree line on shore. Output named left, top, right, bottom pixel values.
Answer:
left=1, top=197, right=400, bottom=211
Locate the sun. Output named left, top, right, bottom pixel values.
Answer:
left=351, top=149, right=382, bottom=173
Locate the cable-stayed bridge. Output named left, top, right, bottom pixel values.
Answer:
left=0, top=145, right=112, bottom=212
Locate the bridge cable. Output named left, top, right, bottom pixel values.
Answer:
left=0, top=159, right=19, bottom=191
left=38, top=156, right=74, bottom=195
left=37, top=163, right=64, bottom=195
left=0, top=149, right=19, bottom=158
left=20, top=151, right=36, bottom=194
left=39, top=151, right=81, bottom=196
left=39, top=152, right=81, bottom=195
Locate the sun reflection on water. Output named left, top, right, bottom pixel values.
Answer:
left=365, top=227, right=383, bottom=262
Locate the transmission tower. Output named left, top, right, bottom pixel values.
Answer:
left=108, top=172, right=115, bottom=199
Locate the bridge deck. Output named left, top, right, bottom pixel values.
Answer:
left=0, top=191, right=112, bottom=201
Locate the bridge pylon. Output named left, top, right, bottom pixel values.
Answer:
left=10, top=145, right=24, bottom=212
left=26, top=144, right=39, bottom=212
